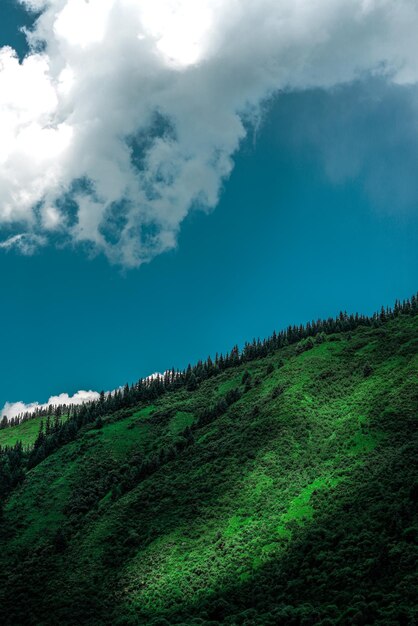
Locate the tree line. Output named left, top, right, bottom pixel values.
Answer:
left=0, top=293, right=416, bottom=492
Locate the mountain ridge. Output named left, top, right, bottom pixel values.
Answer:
left=0, top=301, right=417, bottom=625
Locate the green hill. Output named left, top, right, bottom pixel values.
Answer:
left=0, top=311, right=417, bottom=625
left=0, top=413, right=71, bottom=449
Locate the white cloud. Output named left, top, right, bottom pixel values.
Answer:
left=0, top=0, right=418, bottom=266
left=2, top=389, right=101, bottom=420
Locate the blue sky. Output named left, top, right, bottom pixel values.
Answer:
left=0, top=1, right=417, bottom=413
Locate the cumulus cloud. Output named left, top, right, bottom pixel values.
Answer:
left=2, top=389, right=100, bottom=420
left=1, top=0, right=418, bottom=266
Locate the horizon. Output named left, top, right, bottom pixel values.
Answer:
left=2, top=290, right=416, bottom=421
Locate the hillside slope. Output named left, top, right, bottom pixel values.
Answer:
left=0, top=314, right=417, bottom=625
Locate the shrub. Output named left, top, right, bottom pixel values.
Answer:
left=363, top=363, right=373, bottom=377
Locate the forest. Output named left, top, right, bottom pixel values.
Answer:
left=0, top=295, right=417, bottom=625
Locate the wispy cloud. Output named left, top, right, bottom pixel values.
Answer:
left=1, top=0, right=418, bottom=266
left=0, top=233, right=47, bottom=255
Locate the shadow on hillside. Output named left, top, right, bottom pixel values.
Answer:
left=0, top=348, right=417, bottom=626
left=0, top=396, right=310, bottom=625
left=114, top=410, right=418, bottom=626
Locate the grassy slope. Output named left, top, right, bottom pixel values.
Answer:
left=0, top=315, right=417, bottom=625
left=0, top=413, right=70, bottom=448
left=0, top=414, right=47, bottom=448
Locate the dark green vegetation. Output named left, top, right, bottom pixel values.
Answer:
left=0, top=300, right=417, bottom=625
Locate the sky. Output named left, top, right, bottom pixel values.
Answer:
left=0, top=0, right=417, bottom=417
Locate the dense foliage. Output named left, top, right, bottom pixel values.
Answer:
left=0, top=301, right=417, bottom=625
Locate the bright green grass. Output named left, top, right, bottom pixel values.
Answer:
left=0, top=414, right=69, bottom=448
left=169, top=411, right=195, bottom=435
left=86, top=418, right=153, bottom=459
left=130, top=404, right=156, bottom=421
